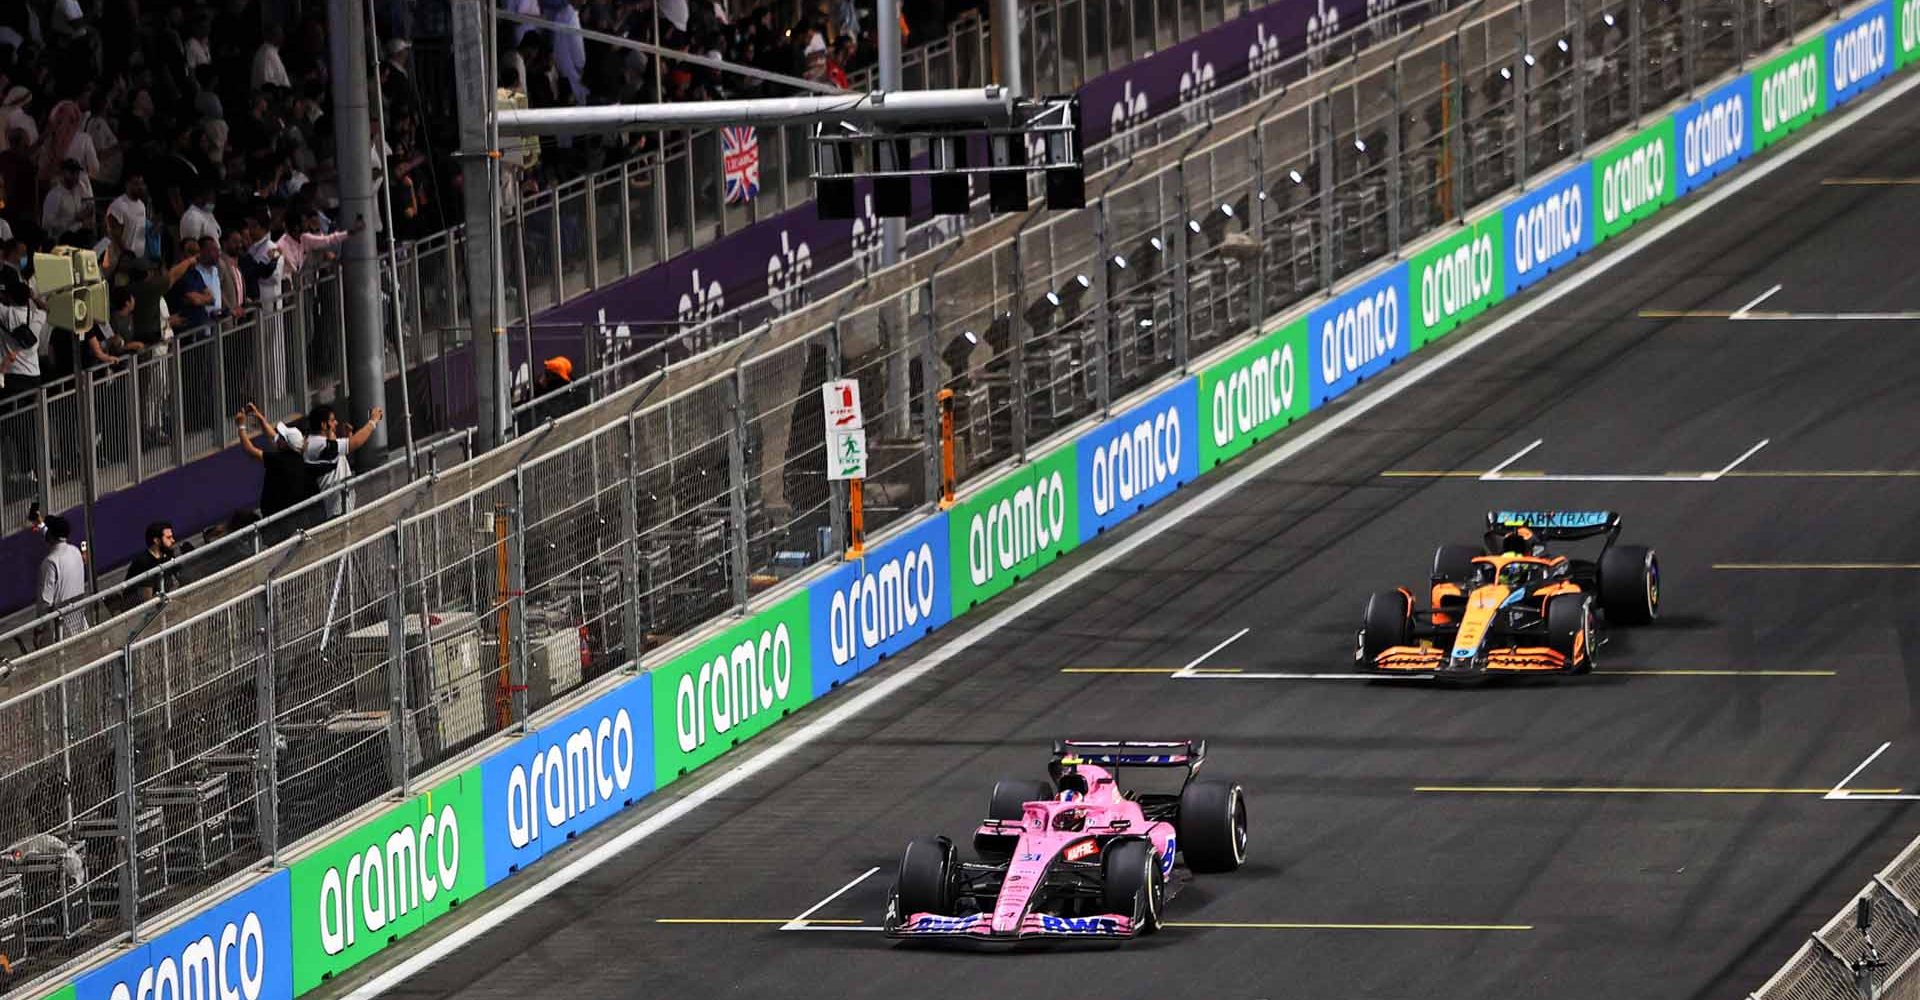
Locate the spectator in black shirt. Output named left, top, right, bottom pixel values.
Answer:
left=125, top=520, right=178, bottom=602
left=235, top=403, right=318, bottom=540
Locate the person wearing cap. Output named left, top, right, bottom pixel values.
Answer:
left=35, top=514, right=88, bottom=646
left=235, top=403, right=320, bottom=539
left=41, top=158, right=91, bottom=239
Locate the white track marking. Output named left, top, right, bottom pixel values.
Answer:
left=1710, top=439, right=1771, bottom=479
left=1171, top=627, right=1252, bottom=677
left=1735, top=311, right=1920, bottom=321
left=1479, top=439, right=1544, bottom=481
left=780, top=867, right=882, bottom=930
left=781, top=925, right=887, bottom=932
left=336, top=64, right=1920, bottom=1000
left=1828, top=742, right=1897, bottom=800
left=1731, top=283, right=1783, bottom=318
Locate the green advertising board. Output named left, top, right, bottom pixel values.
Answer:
left=289, top=768, right=486, bottom=995
left=1409, top=216, right=1505, bottom=348
left=651, top=591, right=813, bottom=786
left=1592, top=118, right=1677, bottom=243
left=946, top=445, right=1077, bottom=611
left=1196, top=318, right=1311, bottom=467
left=1752, top=36, right=1827, bottom=149
left=37, top=987, right=75, bottom=1000
left=1900, top=0, right=1920, bottom=68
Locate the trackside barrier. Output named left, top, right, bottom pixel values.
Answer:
left=14, top=2, right=1914, bottom=997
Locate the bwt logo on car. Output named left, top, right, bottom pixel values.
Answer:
left=1511, top=186, right=1584, bottom=273
left=1761, top=53, right=1820, bottom=130
left=1038, top=914, right=1121, bottom=935
left=675, top=623, right=795, bottom=752
left=1420, top=233, right=1495, bottom=327
left=502, top=708, right=638, bottom=849
left=1091, top=404, right=1182, bottom=517
left=318, top=805, right=463, bottom=956
left=1684, top=94, right=1746, bottom=177
left=913, top=913, right=987, bottom=932
left=966, top=471, right=1068, bottom=587
left=826, top=542, right=938, bottom=666
left=102, top=912, right=269, bottom=1000
left=1830, top=15, right=1888, bottom=91
left=1210, top=343, right=1296, bottom=450
left=1319, top=286, right=1400, bottom=385
left=1600, top=140, right=1666, bottom=225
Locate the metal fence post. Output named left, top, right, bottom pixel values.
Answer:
left=1317, top=95, right=1337, bottom=287
left=1387, top=58, right=1404, bottom=254
left=386, top=526, right=413, bottom=792
left=1735, top=0, right=1747, bottom=67
left=1629, top=0, right=1644, bottom=124
left=919, top=278, right=942, bottom=505
left=126, top=362, right=143, bottom=485
left=114, top=603, right=164, bottom=940
left=1448, top=33, right=1468, bottom=220
left=1682, top=0, right=1698, bottom=95
left=724, top=368, right=750, bottom=611
left=507, top=476, right=530, bottom=727
left=33, top=386, right=52, bottom=513
left=1093, top=201, right=1114, bottom=417
left=1008, top=237, right=1029, bottom=462
left=1515, top=2, right=1531, bottom=189
left=825, top=316, right=847, bottom=554
left=78, top=368, right=99, bottom=593
left=620, top=416, right=645, bottom=672
left=1574, top=0, right=1589, bottom=154
left=1172, top=161, right=1193, bottom=374
left=256, top=582, right=280, bottom=864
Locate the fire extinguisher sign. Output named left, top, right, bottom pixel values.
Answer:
left=822, top=378, right=864, bottom=431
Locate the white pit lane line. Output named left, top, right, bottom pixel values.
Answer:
left=1479, top=437, right=1770, bottom=482
left=781, top=867, right=883, bottom=931
left=1827, top=741, right=1919, bottom=801
left=336, top=64, right=1920, bottom=1000
left=1170, top=627, right=1252, bottom=677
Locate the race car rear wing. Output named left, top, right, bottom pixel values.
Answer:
left=1051, top=739, right=1204, bottom=770
left=1485, top=510, right=1622, bottom=543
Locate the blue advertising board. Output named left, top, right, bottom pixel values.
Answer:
left=1675, top=75, right=1755, bottom=195
left=1828, top=0, right=1894, bottom=106
left=1307, top=263, right=1410, bottom=407
left=72, top=871, right=294, bottom=1000
left=1075, top=380, right=1200, bottom=541
left=1502, top=161, right=1595, bottom=296
left=808, top=513, right=954, bottom=695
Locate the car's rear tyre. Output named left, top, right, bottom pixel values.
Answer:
left=1359, top=589, right=1413, bottom=664
left=1546, top=594, right=1594, bottom=673
left=1101, top=839, right=1163, bottom=933
left=1433, top=544, right=1482, bottom=583
left=1178, top=779, right=1249, bottom=873
left=895, top=836, right=955, bottom=917
left=1599, top=545, right=1660, bottom=625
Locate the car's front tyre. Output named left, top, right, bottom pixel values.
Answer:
left=1102, top=839, right=1163, bottom=933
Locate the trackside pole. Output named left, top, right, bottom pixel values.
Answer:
left=848, top=479, right=866, bottom=558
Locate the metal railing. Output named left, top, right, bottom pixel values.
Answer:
left=0, top=0, right=1845, bottom=988
left=1750, top=833, right=1920, bottom=1000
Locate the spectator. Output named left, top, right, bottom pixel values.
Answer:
left=293, top=402, right=383, bottom=518
left=251, top=24, right=291, bottom=91
left=39, top=100, right=99, bottom=199
left=125, top=521, right=178, bottom=602
left=550, top=0, right=589, bottom=103
left=0, top=266, right=43, bottom=398
left=179, top=183, right=220, bottom=245
left=0, top=127, right=39, bottom=237
left=167, top=235, right=221, bottom=332
left=220, top=229, right=256, bottom=319
left=41, top=160, right=91, bottom=241
left=242, top=214, right=287, bottom=396
left=275, top=208, right=354, bottom=277
left=234, top=403, right=317, bottom=538
left=0, top=88, right=37, bottom=153
left=35, top=514, right=87, bottom=646
left=107, top=170, right=153, bottom=267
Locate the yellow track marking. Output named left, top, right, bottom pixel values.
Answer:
left=1164, top=921, right=1531, bottom=931
left=1715, top=563, right=1920, bottom=570
left=1416, top=786, right=1901, bottom=795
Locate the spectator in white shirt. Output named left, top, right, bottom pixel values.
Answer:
left=252, top=24, right=291, bottom=91
left=108, top=172, right=151, bottom=266
left=36, top=515, right=89, bottom=646
left=41, top=159, right=91, bottom=239
left=38, top=100, right=98, bottom=199
left=0, top=87, right=37, bottom=154
left=179, top=184, right=220, bottom=244
left=551, top=0, right=588, bottom=102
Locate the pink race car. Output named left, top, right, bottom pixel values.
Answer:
left=883, top=740, right=1249, bottom=943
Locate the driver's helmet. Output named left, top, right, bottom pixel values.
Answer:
left=1051, top=808, right=1089, bottom=832
left=1498, top=561, right=1541, bottom=586
left=1056, top=768, right=1089, bottom=800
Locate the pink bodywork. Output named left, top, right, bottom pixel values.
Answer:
left=898, top=764, right=1176, bottom=940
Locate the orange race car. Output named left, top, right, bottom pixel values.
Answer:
left=1355, top=511, right=1660, bottom=677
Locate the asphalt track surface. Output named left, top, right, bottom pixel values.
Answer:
left=344, top=83, right=1920, bottom=1000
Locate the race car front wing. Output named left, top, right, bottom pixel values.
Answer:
left=890, top=911, right=1138, bottom=940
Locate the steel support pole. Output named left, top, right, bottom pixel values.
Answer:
left=1387, top=62, right=1404, bottom=254
left=507, top=477, right=529, bottom=726
left=1629, top=0, right=1645, bottom=124
left=1683, top=0, right=1698, bottom=95
left=826, top=318, right=847, bottom=554
left=1249, top=129, right=1270, bottom=320
left=77, top=368, right=99, bottom=594
left=454, top=0, right=507, bottom=450
left=1008, top=239, right=1029, bottom=462
left=256, top=583, right=280, bottom=864
left=619, top=416, right=644, bottom=670
left=725, top=369, right=750, bottom=611
left=1171, top=163, right=1192, bottom=374
left=1515, top=3, right=1531, bottom=189
left=328, top=0, right=388, bottom=462
left=995, top=0, right=1026, bottom=97
left=1317, top=98, right=1337, bottom=288
left=1574, top=0, right=1589, bottom=152
left=878, top=0, right=905, bottom=269
left=919, top=280, right=942, bottom=506
left=385, top=528, right=412, bottom=793
left=1735, top=0, right=1747, bottom=67
left=1093, top=203, right=1114, bottom=418
left=1448, top=36, right=1468, bottom=220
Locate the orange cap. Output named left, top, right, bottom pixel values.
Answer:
left=544, top=356, right=573, bottom=381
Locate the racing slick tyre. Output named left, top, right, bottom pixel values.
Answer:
left=1546, top=594, right=1595, bottom=674
left=1433, top=544, right=1482, bottom=583
left=1599, top=545, right=1660, bottom=626
left=989, top=778, right=1056, bottom=820
left=1102, top=839, right=1164, bottom=933
left=895, top=836, right=956, bottom=918
left=1177, top=779, right=1249, bottom=873
left=1359, top=589, right=1413, bottom=665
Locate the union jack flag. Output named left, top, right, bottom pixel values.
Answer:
left=722, top=126, right=760, bottom=204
